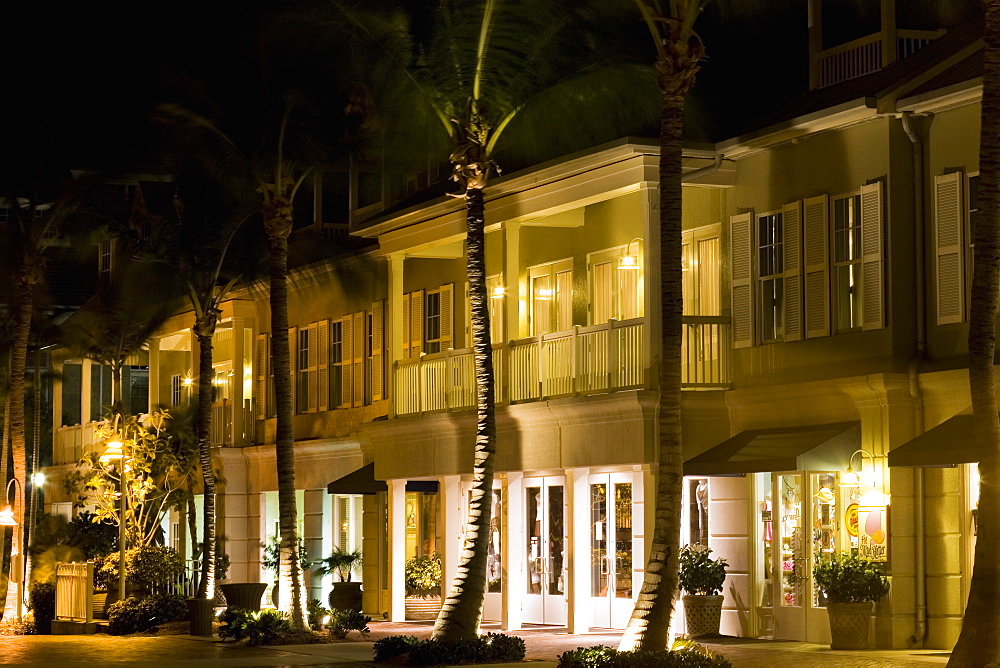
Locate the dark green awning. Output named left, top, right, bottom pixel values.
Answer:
left=327, top=463, right=439, bottom=495
left=888, top=414, right=977, bottom=468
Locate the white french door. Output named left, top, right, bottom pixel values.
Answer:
left=589, top=472, right=636, bottom=629
left=523, top=477, right=567, bottom=625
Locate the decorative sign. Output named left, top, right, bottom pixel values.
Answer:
left=858, top=504, right=888, bottom=562
left=846, top=503, right=859, bottom=537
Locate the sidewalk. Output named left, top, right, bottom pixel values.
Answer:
left=0, top=622, right=954, bottom=667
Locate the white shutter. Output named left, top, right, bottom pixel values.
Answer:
left=287, top=327, right=297, bottom=413
left=255, top=334, right=268, bottom=419
left=340, top=316, right=353, bottom=408
left=371, top=301, right=384, bottom=401
left=352, top=311, right=365, bottom=407
left=317, top=320, right=330, bottom=411
left=410, top=290, right=424, bottom=357
left=861, top=182, right=885, bottom=331
left=730, top=212, right=754, bottom=348
left=402, top=293, right=411, bottom=359
left=439, top=284, right=454, bottom=349
left=783, top=201, right=803, bottom=342
left=306, top=323, right=318, bottom=412
left=935, top=172, right=965, bottom=325
left=803, top=194, right=831, bottom=338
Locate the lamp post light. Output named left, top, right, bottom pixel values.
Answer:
left=0, top=477, right=25, bottom=619
left=101, top=435, right=127, bottom=601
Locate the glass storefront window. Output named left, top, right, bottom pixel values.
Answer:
left=811, top=473, right=838, bottom=607
left=686, top=478, right=710, bottom=547
left=778, top=474, right=803, bottom=607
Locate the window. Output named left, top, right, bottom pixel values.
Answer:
left=171, top=374, right=182, bottom=407
left=833, top=194, right=863, bottom=332
left=682, top=229, right=720, bottom=316
left=425, top=291, right=442, bottom=354
left=590, top=244, right=645, bottom=324
left=90, top=363, right=113, bottom=422
left=404, top=286, right=452, bottom=357
left=330, top=320, right=343, bottom=408
left=486, top=275, right=505, bottom=344
left=968, top=173, right=979, bottom=310
left=297, top=329, right=310, bottom=413
left=529, top=259, right=573, bottom=335
left=126, top=366, right=149, bottom=415
left=757, top=212, right=784, bottom=342
left=99, top=238, right=114, bottom=275
left=62, top=362, right=82, bottom=426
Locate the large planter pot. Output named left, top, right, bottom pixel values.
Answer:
left=328, top=582, right=363, bottom=612
left=405, top=595, right=442, bottom=620
left=683, top=594, right=724, bottom=637
left=220, top=583, right=268, bottom=612
left=827, top=601, right=874, bottom=650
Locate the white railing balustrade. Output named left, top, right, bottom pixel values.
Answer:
left=211, top=400, right=233, bottom=446
left=681, top=315, right=731, bottom=387
left=55, top=562, right=94, bottom=622
left=53, top=422, right=100, bottom=466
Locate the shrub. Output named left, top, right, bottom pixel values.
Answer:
left=308, top=598, right=329, bottom=631
left=29, top=582, right=56, bottom=634
left=261, top=535, right=311, bottom=575
left=813, top=551, right=890, bottom=604
left=404, top=554, right=442, bottom=597
left=96, top=545, right=186, bottom=593
left=107, top=594, right=188, bottom=635
left=328, top=608, right=371, bottom=640
left=315, top=546, right=363, bottom=582
left=219, top=608, right=291, bottom=646
left=678, top=545, right=728, bottom=596
left=0, top=613, right=36, bottom=636
left=373, top=633, right=525, bottom=665
left=558, top=642, right=731, bottom=667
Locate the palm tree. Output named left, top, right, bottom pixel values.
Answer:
left=615, top=0, right=705, bottom=651
left=137, top=174, right=263, bottom=601
left=338, top=0, right=657, bottom=641
left=950, top=1, right=1000, bottom=664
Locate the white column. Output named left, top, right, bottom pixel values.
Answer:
left=231, top=318, right=246, bottom=446
left=502, top=472, right=524, bottom=631
left=567, top=468, right=591, bottom=633
left=503, top=222, right=523, bottom=339
left=441, top=476, right=463, bottom=597
left=304, top=489, right=326, bottom=602
left=216, top=449, right=252, bottom=582
left=387, top=254, right=405, bottom=416
left=641, top=183, right=661, bottom=381
left=388, top=478, right=407, bottom=621
left=147, top=337, right=160, bottom=410
left=81, top=361, right=93, bottom=426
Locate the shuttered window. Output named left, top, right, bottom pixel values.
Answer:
left=255, top=334, right=269, bottom=419
left=296, top=328, right=310, bottom=413
left=860, top=181, right=885, bottom=331
left=833, top=194, right=863, bottom=332
left=757, top=211, right=784, bottom=342
left=782, top=202, right=803, bottom=341
left=330, top=320, right=344, bottom=408
left=402, top=290, right=424, bottom=358
left=932, top=171, right=967, bottom=325
left=730, top=213, right=754, bottom=348
left=370, top=301, right=384, bottom=401
left=351, top=311, right=365, bottom=406
left=803, top=195, right=831, bottom=338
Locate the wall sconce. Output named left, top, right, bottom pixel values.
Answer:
left=840, top=449, right=877, bottom=488
left=617, top=238, right=643, bottom=270
left=181, top=376, right=193, bottom=387
left=535, top=287, right=554, bottom=301
left=490, top=286, right=506, bottom=299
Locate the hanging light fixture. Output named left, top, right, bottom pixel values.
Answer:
left=0, top=505, right=15, bottom=527
left=617, top=238, right=643, bottom=270
left=100, top=437, right=124, bottom=464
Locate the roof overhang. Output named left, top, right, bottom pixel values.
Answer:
left=684, top=422, right=860, bottom=476
left=327, top=463, right=440, bottom=495
left=888, top=413, right=978, bottom=468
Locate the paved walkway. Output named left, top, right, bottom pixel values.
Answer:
left=0, top=621, right=955, bottom=667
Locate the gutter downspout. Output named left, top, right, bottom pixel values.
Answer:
left=681, top=153, right=724, bottom=183
left=901, top=110, right=928, bottom=647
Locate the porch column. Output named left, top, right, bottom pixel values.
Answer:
left=147, top=337, right=160, bottom=409
left=640, top=183, right=660, bottom=383
left=441, top=475, right=463, bottom=598
left=216, top=449, right=252, bottom=582
left=361, top=493, right=384, bottom=616
left=502, top=472, right=524, bottom=631
left=81, top=360, right=93, bottom=426
left=304, top=488, right=326, bottom=602
left=231, top=318, right=247, bottom=446
left=388, top=478, right=407, bottom=621
left=387, top=253, right=405, bottom=416
left=503, top=221, right=523, bottom=339
left=567, top=467, right=591, bottom=633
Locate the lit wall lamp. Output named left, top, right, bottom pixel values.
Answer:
left=490, top=286, right=506, bottom=299
left=617, top=238, right=643, bottom=270
left=0, top=477, right=24, bottom=619
left=535, top=287, right=554, bottom=301
left=839, top=449, right=876, bottom=488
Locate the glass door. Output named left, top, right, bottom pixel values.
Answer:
left=481, top=488, right=503, bottom=622
left=589, top=472, right=635, bottom=629
left=523, top=477, right=567, bottom=625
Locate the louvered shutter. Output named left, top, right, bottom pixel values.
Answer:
left=371, top=301, right=384, bottom=401
left=340, top=316, right=353, bottom=408
left=255, top=334, right=268, bottom=419
left=306, top=323, right=319, bottom=412
left=402, top=293, right=411, bottom=359
left=730, top=212, right=754, bottom=348
left=288, top=327, right=297, bottom=413
left=440, top=284, right=454, bottom=349
left=935, top=172, right=965, bottom=325
left=410, top=290, right=424, bottom=357
left=803, top=195, right=831, bottom=338
left=352, top=311, right=365, bottom=406
left=317, top=320, right=330, bottom=411
left=783, top=201, right=803, bottom=341
left=861, top=182, right=885, bottom=331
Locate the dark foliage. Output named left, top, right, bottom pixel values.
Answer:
left=107, top=594, right=188, bottom=635
left=558, top=645, right=731, bottom=667
left=373, top=633, right=525, bottom=665
left=28, top=582, right=56, bottom=634
left=218, top=607, right=292, bottom=645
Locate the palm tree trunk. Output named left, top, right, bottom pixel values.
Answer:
left=949, top=1, right=1000, bottom=664
left=619, top=88, right=687, bottom=653
left=0, top=397, right=10, bottom=581
left=4, top=277, right=32, bottom=619
left=266, top=212, right=306, bottom=629
left=194, top=331, right=217, bottom=599
left=23, top=348, right=41, bottom=591
left=431, top=187, right=496, bottom=642
left=187, top=492, right=199, bottom=586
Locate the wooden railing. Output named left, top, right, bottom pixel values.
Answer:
left=816, top=29, right=943, bottom=88
left=211, top=400, right=233, bottom=446
left=394, top=347, right=506, bottom=415
left=53, top=422, right=100, bottom=465
left=681, top=316, right=731, bottom=388
left=55, top=562, right=94, bottom=622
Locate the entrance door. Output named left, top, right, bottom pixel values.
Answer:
left=523, top=477, right=567, bottom=625
left=772, top=472, right=836, bottom=643
left=589, top=473, right=635, bottom=628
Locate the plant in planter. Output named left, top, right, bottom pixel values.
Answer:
left=678, top=544, right=728, bottom=637
left=813, top=551, right=889, bottom=650
left=404, top=553, right=442, bottom=620
left=262, top=535, right=312, bottom=607
left=315, top=547, right=363, bottom=611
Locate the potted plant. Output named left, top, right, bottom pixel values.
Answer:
left=813, top=551, right=889, bottom=650
left=678, top=544, right=728, bottom=637
left=262, top=535, right=311, bottom=607
left=404, top=553, right=442, bottom=620
left=316, top=546, right=363, bottom=612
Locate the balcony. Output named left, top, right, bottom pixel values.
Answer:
left=393, top=316, right=730, bottom=416
left=815, top=29, right=943, bottom=88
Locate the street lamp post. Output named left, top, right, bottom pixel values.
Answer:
left=0, top=477, right=25, bottom=619
left=101, top=434, right=127, bottom=601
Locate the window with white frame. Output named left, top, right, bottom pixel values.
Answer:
left=99, top=238, right=114, bottom=275
left=486, top=275, right=505, bottom=343
left=425, top=291, right=442, bottom=354
left=682, top=228, right=720, bottom=316
left=297, top=329, right=311, bottom=413
left=833, top=194, right=863, bottom=332
left=589, top=244, right=644, bottom=324
left=529, top=259, right=573, bottom=335
left=330, top=320, right=343, bottom=408
left=757, top=212, right=784, bottom=342
left=171, top=374, right=182, bottom=407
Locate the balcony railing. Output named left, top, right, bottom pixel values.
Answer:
left=54, top=422, right=100, bottom=466
left=681, top=315, right=731, bottom=388
left=211, top=400, right=233, bottom=446
left=816, top=29, right=943, bottom=88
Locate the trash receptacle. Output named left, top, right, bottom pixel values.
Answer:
left=187, top=598, right=215, bottom=636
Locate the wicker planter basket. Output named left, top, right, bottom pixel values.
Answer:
left=827, top=601, right=874, bottom=650
left=682, top=594, right=724, bottom=637
left=405, top=596, right=442, bottom=620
